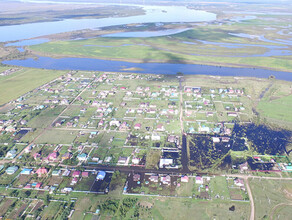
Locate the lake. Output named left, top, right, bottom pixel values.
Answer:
left=3, top=56, right=292, bottom=81
left=0, top=5, right=216, bottom=42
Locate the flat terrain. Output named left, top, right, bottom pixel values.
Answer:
left=249, top=178, right=292, bottom=219
left=28, top=16, right=292, bottom=72
left=0, top=67, right=65, bottom=105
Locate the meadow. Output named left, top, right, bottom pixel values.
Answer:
left=29, top=19, right=292, bottom=72
left=0, top=68, right=65, bottom=105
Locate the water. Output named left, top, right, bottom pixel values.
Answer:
left=3, top=56, right=292, bottom=81
left=102, top=29, right=190, bottom=38
left=196, top=40, right=292, bottom=57
left=16, top=47, right=25, bottom=52
left=229, top=33, right=292, bottom=46
left=0, top=5, right=216, bottom=42
left=5, top=39, right=49, bottom=46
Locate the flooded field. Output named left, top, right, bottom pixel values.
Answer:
left=188, top=123, right=292, bottom=171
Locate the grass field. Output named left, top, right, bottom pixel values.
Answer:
left=0, top=68, right=65, bottom=105
left=29, top=22, right=292, bottom=72
left=249, top=178, right=292, bottom=220
left=258, top=95, right=292, bottom=123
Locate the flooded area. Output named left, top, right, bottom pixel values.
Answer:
left=0, top=5, right=216, bottom=42
left=102, top=28, right=190, bottom=38
left=4, top=56, right=292, bottom=81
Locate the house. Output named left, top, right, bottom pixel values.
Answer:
left=98, top=120, right=104, bottom=126
left=227, top=112, right=238, bottom=117
left=285, top=165, right=292, bottom=171
left=151, top=133, right=160, bottom=141
left=118, top=156, right=128, bottom=164
left=96, top=171, right=106, bottom=180
left=104, top=156, right=112, bottom=163
left=5, top=126, right=16, bottom=132
left=62, top=152, right=72, bottom=160
left=72, top=170, right=81, bottom=177
left=6, top=166, right=18, bottom=175
left=168, top=135, right=176, bottom=143
left=36, top=167, right=48, bottom=177
left=239, top=162, right=249, bottom=173
left=132, top=157, right=140, bottom=165
left=62, top=169, right=71, bottom=177
left=24, top=146, right=32, bottom=153
left=199, top=126, right=210, bottom=133
left=157, top=124, right=165, bottom=132
left=181, top=176, right=189, bottom=183
left=110, top=120, right=120, bottom=127
left=134, top=123, right=141, bottom=130
left=62, top=187, right=73, bottom=193
left=77, top=153, right=87, bottom=161
left=47, top=151, right=59, bottom=161
left=206, top=112, right=214, bottom=117
left=52, top=170, right=61, bottom=176
left=33, top=153, right=41, bottom=160
left=133, top=174, right=141, bottom=182
left=212, top=137, right=220, bottom=143
left=149, top=175, right=159, bottom=183
left=92, top=157, right=99, bottom=162
left=234, top=178, right=244, bottom=187
left=5, top=149, right=17, bottom=159
left=222, top=137, right=230, bottom=142
left=82, top=171, right=89, bottom=178
left=159, top=158, right=173, bottom=168
left=35, top=182, right=42, bottom=189
left=21, top=168, right=32, bottom=175
left=195, top=176, right=203, bottom=185
left=24, top=184, right=32, bottom=189
left=71, top=177, right=78, bottom=185
left=119, top=122, right=128, bottom=131
left=160, top=175, right=171, bottom=185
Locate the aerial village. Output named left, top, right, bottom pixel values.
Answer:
left=0, top=71, right=291, bottom=218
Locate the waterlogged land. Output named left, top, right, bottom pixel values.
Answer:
left=27, top=14, right=292, bottom=72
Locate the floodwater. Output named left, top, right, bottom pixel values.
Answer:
left=3, top=56, right=292, bottom=81
left=0, top=5, right=216, bottom=42
left=102, top=28, right=190, bottom=38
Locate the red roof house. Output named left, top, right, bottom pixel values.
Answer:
left=72, top=170, right=81, bottom=177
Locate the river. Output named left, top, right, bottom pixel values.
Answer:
left=0, top=4, right=216, bottom=42
left=3, top=56, right=292, bottom=81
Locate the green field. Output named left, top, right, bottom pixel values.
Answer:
left=258, top=95, right=292, bottom=123
left=249, top=178, right=292, bottom=220
left=29, top=23, right=292, bottom=72
left=0, top=68, right=65, bottom=105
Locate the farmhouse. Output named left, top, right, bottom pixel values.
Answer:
left=195, top=176, right=203, bottom=185
left=149, top=175, right=159, bottom=183
left=134, top=123, right=142, bottom=130
left=21, top=168, right=32, bottom=175
left=6, top=166, right=18, bottom=175
left=77, top=153, right=87, bottom=161
left=234, top=178, right=245, bottom=187
left=161, top=175, right=171, bottom=185
left=159, top=158, right=173, bottom=168
left=181, top=176, right=189, bottom=183
left=96, top=171, right=106, bottom=180
left=72, top=170, right=81, bottom=177
left=36, top=167, right=48, bottom=177
left=133, top=174, right=141, bottom=182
